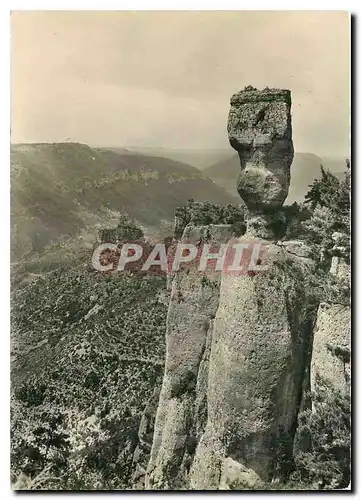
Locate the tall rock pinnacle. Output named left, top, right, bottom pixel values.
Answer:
left=145, top=87, right=318, bottom=490
left=188, top=88, right=317, bottom=489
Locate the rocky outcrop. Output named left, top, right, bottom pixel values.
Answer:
left=189, top=241, right=317, bottom=489
left=311, top=238, right=351, bottom=397
left=189, top=87, right=316, bottom=489
left=311, top=301, right=350, bottom=394
left=228, top=86, right=294, bottom=209
left=145, top=87, right=318, bottom=490
left=219, top=457, right=263, bottom=490
left=145, top=224, right=234, bottom=489
left=132, top=387, right=161, bottom=489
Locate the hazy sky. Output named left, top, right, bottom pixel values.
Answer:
left=11, top=11, right=350, bottom=156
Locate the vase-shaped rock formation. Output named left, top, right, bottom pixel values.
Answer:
left=190, top=87, right=317, bottom=489
left=145, top=87, right=318, bottom=490
left=228, top=86, right=294, bottom=210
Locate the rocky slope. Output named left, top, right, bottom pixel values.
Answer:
left=11, top=263, right=167, bottom=490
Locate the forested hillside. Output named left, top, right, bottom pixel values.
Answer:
left=11, top=143, right=237, bottom=266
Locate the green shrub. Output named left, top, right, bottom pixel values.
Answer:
left=295, top=379, right=350, bottom=489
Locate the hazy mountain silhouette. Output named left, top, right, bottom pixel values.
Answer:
left=202, top=152, right=347, bottom=202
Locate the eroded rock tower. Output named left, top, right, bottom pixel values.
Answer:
left=145, top=86, right=318, bottom=490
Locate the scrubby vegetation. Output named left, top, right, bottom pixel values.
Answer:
left=286, top=161, right=351, bottom=490
left=174, top=199, right=245, bottom=238
left=11, top=266, right=167, bottom=489
left=285, top=161, right=350, bottom=263
left=295, top=379, right=351, bottom=490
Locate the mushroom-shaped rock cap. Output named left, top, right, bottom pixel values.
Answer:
left=228, top=86, right=294, bottom=209
left=230, top=86, right=292, bottom=106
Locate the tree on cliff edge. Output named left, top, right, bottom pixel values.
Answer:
left=302, top=161, right=350, bottom=263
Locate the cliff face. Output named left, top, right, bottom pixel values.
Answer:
left=145, top=87, right=319, bottom=490
left=145, top=224, right=234, bottom=489
left=311, top=252, right=351, bottom=397
left=189, top=241, right=318, bottom=489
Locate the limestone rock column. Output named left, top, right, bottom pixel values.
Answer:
left=145, top=224, right=234, bottom=489
left=190, top=87, right=317, bottom=489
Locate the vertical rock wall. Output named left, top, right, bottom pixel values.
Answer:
left=311, top=250, right=351, bottom=397
left=145, top=224, right=233, bottom=489
left=189, top=243, right=317, bottom=488
left=190, top=87, right=318, bottom=489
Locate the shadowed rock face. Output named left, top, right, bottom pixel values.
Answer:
left=188, top=239, right=317, bottom=489
left=228, top=86, right=294, bottom=210
left=311, top=301, right=350, bottom=395
left=311, top=244, right=351, bottom=397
